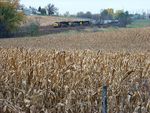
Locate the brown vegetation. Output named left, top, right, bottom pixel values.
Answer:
left=0, top=27, right=150, bottom=52
left=0, top=48, right=149, bottom=113
left=0, top=28, right=150, bottom=113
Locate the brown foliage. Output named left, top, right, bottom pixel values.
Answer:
left=0, top=48, right=149, bottom=113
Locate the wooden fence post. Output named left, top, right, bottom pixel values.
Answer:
left=102, top=85, right=107, bottom=113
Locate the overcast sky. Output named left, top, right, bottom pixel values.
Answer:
left=20, top=0, right=150, bottom=14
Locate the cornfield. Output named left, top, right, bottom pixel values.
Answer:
left=0, top=48, right=149, bottom=113
left=0, top=27, right=150, bottom=51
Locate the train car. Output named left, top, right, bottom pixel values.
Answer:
left=70, top=21, right=81, bottom=27
left=53, top=21, right=70, bottom=28
left=95, top=19, right=120, bottom=28
left=82, top=21, right=91, bottom=26
left=53, top=20, right=91, bottom=28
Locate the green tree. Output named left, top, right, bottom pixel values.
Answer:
left=47, top=3, right=58, bottom=15
left=77, top=11, right=84, bottom=18
left=40, top=8, right=46, bottom=15
left=38, top=6, right=41, bottom=12
left=115, top=10, right=131, bottom=27
left=100, top=9, right=114, bottom=20
left=76, top=11, right=92, bottom=19
left=107, top=8, right=114, bottom=19
left=85, top=11, right=92, bottom=18
left=64, top=11, right=70, bottom=17
left=100, top=9, right=108, bottom=20
left=0, top=0, right=24, bottom=37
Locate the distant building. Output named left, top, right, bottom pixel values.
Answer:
left=17, top=6, right=41, bottom=16
left=23, top=8, right=33, bottom=15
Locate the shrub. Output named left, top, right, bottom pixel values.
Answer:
left=0, top=22, right=10, bottom=37
left=27, top=22, right=40, bottom=36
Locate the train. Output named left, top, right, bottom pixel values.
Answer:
left=52, top=19, right=120, bottom=28
left=53, top=20, right=91, bottom=28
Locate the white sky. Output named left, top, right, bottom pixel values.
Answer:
left=20, top=0, right=150, bottom=14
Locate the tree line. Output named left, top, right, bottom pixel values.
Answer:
left=38, top=4, right=58, bottom=15
left=76, top=9, right=131, bottom=27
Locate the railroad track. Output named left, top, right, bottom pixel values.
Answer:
left=12, top=25, right=90, bottom=37
left=39, top=25, right=89, bottom=34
